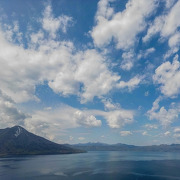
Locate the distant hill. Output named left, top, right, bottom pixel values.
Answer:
left=0, top=126, right=84, bottom=157
left=69, top=142, right=180, bottom=152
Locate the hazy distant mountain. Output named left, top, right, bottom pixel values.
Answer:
left=0, top=126, right=84, bottom=157
left=69, top=142, right=180, bottom=152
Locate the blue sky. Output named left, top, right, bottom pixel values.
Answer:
left=0, top=0, right=180, bottom=145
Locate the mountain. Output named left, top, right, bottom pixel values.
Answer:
left=69, top=142, right=180, bottom=152
left=0, top=126, right=84, bottom=157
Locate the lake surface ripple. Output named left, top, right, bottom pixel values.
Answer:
left=1, top=151, right=180, bottom=180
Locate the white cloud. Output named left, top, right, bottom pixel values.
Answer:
left=49, top=49, right=140, bottom=103
left=144, top=47, right=156, bottom=56
left=120, top=61, right=133, bottom=71
left=0, top=29, right=74, bottom=102
left=42, top=4, right=72, bottom=38
left=78, top=137, right=85, bottom=141
left=74, top=49, right=121, bottom=102
left=120, top=47, right=155, bottom=71
left=74, top=110, right=102, bottom=127
left=0, top=2, right=139, bottom=140
left=153, top=55, right=180, bottom=97
left=173, top=134, right=180, bottom=138
left=164, top=131, right=171, bottom=136
left=144, top=124, right=158, bottom=130
left=24, top=104, right=102, bottom=135
left=91, top=0, right=157, bottom=49
left=143, top=15, right=165, bottom=43
left=0, top=3, right=143, bottom=105
left=120, top=50, right=134, bottom=71
left=144, top=91, right=149, bottom=96
left=2, top=21, right=23, bottom=44
left=174, top=127, right=180, bottom=133
left=161, top=0, right=180, bottom=37
left=96, top=0, right=115, bottom=19
left=144, top=0, right=180, bottom=41
left=168, top=32, right=180, bottom=48
left=117, top=76, right=142, bottom=91
left=164, top=0, right=176, bottom=8
left=144, top=1, right=180, bottom=56
left=120, top=131, right=132, bottom=136
left=101, top=98, right=120, bottom=111
left=142, top=131, right=148, bottom=136
left=137, top=48, right=155, bottom=59
left=69, top=136, right=74, bottom=141
left=22, top=99, right=135, bottom=140
left=147, top=97, right=180, bottom=127
left=0, top=90, right=29, bottom=128
left=105, top=109, right=134, bottom=128
left=0, top=4, right=75, bottom=103
left=24, top=104, right=102, bottom=140
left=173, top=127, right=180, bottom=138
left=100, top=99, right=134, bottom=128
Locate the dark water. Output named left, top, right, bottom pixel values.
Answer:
left=1, top=151, right=180, bottom=180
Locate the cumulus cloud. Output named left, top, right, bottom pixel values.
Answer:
left=161, top=0, right=180, bottom=37
left=42, top=4, right=72, bottom=38
left=144, top=0, right=180, bottom=39
left=74, top=49, right=121, bottom=102
left=144, top=1, right=180, bottom=56
left=143, top=15, right=165, bottom=43
left=0, top=4, right=75, bottom=103
left=0, top=90, right=29, bottom=128
left=120, top=50, right=135, bottom=71
left=117, top=76, right=142, bottom=91
left=2, top=21, right=23, bottom=44
left=168, top=32, right=180, bottom=48
left=174, top=127, right=180, bottom=133
left=101, top=98, right=120, bottom=111
left=144, top=124, right=158, bottom=130
left=164, top=0, right=176, bottom=9
left=104, top=109, right=134, bottom=128
left=0, top=2, right=141, bottom=142
left=24, top=104, right=102, bottom=140
left=0, top=28, right=74, bottom=102
left=74, top=110, right=102, bottom=127
left=120, top=131, right=132, bottom=136
left=147, top=97, right=180, bottom=127
left=24, top=99, right=134, bottom=139
left=100, top=99, right=134, bottom=128
left=137, top=48, right=155, bottom=59
left=0, top=3, right=143, bottom=105
left=120, top=47, right=155, bottom=71
left=173, top=127, right=180, bottom=138
left=91, top=0, right=157, bottom=49
left=13, top=96, right=132, bottom=141
left=142, top=131, right=148, bottom=136
left=78, top=137, right=85, bottom=141
left=153, top=55, right=180, bottom=97
left=164, top=131, right=171, bottom=136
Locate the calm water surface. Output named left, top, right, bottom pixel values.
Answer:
left=1, top=151, right=180, bottom=180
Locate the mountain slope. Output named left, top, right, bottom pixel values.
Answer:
left=0, top=126, right=84, bottom=157
left=69, top=142, right=180, bottom=152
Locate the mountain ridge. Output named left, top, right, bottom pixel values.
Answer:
left=68, top=142, right=180, bottom=152
left=0, top=126, right=84, bottom=157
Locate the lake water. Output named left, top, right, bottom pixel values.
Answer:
left=1, top=151, right=180, bottom=180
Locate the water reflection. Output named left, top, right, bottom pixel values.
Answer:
left=1, top=151, right=180, bottom=179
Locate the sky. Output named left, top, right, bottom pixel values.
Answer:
left=0, top=0, right=180, bottom=145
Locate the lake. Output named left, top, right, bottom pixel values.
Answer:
left=1, top=151, right=180, bottom=180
